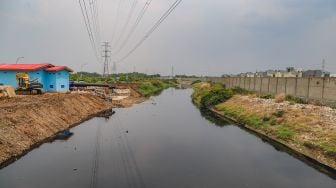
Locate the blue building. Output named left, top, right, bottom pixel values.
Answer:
left=0, top=63, right=73, bottom=92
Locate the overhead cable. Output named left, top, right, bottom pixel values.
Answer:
left=116, top=0, right=183, bottom=63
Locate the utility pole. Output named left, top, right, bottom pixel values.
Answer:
left=16, top=56, right=24, bottom=64
left=322, top=58, right=326, bottom=72
left=171, top=66, right=174, bottom=79
left=102, top=42, right=111, bottom=77
left=112, top=61, right=117, bottom=74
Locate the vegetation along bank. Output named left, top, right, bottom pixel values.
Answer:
left=192, top=82, right=336, bottom=170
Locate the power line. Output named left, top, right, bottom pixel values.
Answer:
left=116, top=0, right=183, bottom=63
left=111, top=0, right=123, bottom=46
left=112, top=0, right=138, bottom=52
left=93, top=0, right=102, bottom=45
left=89, top=0, right=101, bottom=45
left=78, top=0, right=100, bottom=62
left=113, top=0, right=153, bottom=55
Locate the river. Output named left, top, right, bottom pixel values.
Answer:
left=0, top=88, right=335, bottom=188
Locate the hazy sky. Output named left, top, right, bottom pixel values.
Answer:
left=1, top=0, right=336, bottom=76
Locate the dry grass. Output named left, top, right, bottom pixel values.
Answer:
left=275, top=93, right=286, bottom=103
left=214, top=95, right=336, bottom=169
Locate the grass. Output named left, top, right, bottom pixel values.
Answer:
left=192, top=82, right=336, bottom=162
left=138, top=80, right=175, bottom=97
left=285, top=95, right=307, bottom=104
left=275, top=127, right=294, bottom=140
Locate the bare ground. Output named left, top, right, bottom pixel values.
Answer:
left=0, top=85, right=145, bottom=166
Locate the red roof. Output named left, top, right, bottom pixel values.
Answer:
left=45, top=66, right=73, bottom=72
left=0, top=63, right=52, bottom=71
left=0, top=63, right=73, bottom=72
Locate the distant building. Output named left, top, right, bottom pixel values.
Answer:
left=303, top=70, right=330, bottom=78
left=247, top=67, right=302, bottom=78
left=330, top=74, right=336, bottom=78
left=238, top=72, right=255, bottom=77
left=0, top=63, right=73, bottom=92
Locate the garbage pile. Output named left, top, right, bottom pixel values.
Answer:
left=0, top=86, right=16, bottom=98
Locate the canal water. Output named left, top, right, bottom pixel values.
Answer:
left=0, top=88, right=335, bottom=188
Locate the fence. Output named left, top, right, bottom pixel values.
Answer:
left=202, top=77, right=336, bottom=106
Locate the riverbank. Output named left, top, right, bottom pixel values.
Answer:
left=0, top=93, right=113, bottom=166
left=192, top=82, right=336, bottom=170
left=0, top=80, right=175, bottom=167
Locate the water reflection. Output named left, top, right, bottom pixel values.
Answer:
left=0, top=88, right=335, bottom=188
left=200, top=110, right=231, bottom=127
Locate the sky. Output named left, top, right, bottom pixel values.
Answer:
left=0, top=0, right=336, bottom=76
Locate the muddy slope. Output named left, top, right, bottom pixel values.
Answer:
left=0, top=93, right=112, bottom=164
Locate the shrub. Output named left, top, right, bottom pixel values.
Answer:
left=275, top=93, right=286, bottom=103
left=200, top=89, right=233, bottom=110
left=262, top=115, right=271, bottom=122
left=150, top=80, right=164, bottom=88
left=231, top=87, right=251, bottom=95
left=273, top=109, right=285, bottom=117
left=191, top=80, right=202, bottom=85
left=260, top=93, right=274, bottom=99
left=285, top=95, right=307, bottom=104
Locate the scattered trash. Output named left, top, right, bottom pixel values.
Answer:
left=55, top=130, right=74, bottom=140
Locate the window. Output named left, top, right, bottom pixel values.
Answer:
left=61, top=85, right=65, bottom=88
left=50, top=85, right=54, bottom=88
left=36, top=72, right=40, bottom=75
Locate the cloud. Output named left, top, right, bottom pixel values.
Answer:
left=0, top=0, right=335, bottom=75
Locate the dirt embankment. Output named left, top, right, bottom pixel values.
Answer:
left=0, top=93, right=113, bottom=165
left=0, top=84, right=146, bottom=166
left=112, top=84, right=145, bottom=108
left=214, top=95, right=336, bottom=170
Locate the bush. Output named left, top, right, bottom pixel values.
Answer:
left=191, top=80, right=202, bottom=85
left=260, top=93, right=274, bottom=99
left=231, top=87, right=251, bottom=95
left=262, top=115, right=271, bottom=122
left=275, top=93, right=286, bottom=103
left=285, top=95, right=307, bottom=104
left=273, top=109, right=285, bottom=117
left=200, top=89, right=233, bottom=110
left=150, top=80, right=164, bottom=88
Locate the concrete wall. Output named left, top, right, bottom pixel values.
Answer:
left=203, top=77, right=336, bottom=107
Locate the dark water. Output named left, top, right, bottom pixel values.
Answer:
left=0, top=89, right=335, bottom=188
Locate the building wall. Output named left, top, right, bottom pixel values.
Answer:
left=198, top=77, right=336, bottom=107
left=0, top=69, right=70, bottom=92
left=0, top=71, right=17, bottom=87
left=44, top=70, right=69, bottom=92
left=0, top=70, right=44, bottom=89
left=56, top=70, right=70, bottom=92
left=45, top=72, right=57, bottom=91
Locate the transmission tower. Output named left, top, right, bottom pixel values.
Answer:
left=102, top=42, right=111, bottom=77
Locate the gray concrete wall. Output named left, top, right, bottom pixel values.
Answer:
left=203, top=77, right=336, bottom=107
